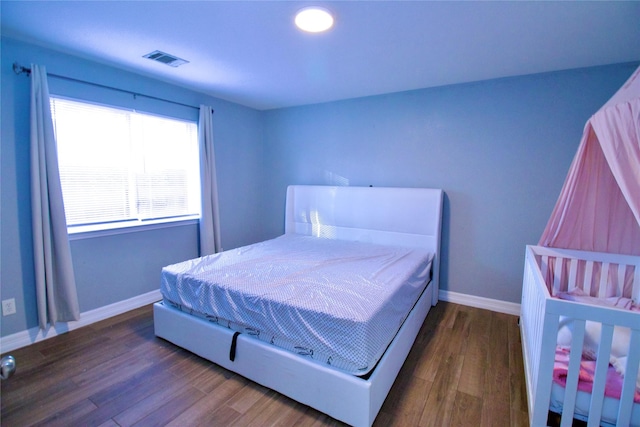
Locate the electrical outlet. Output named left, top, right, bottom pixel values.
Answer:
left=2, top=299, right=16, bottom=316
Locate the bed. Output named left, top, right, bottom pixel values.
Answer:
left=520, top=245, right=640, bottom=427
left=154, top=185, right=444, bottom=426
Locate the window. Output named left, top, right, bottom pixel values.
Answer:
left=50, top=97, right=200, bottom=233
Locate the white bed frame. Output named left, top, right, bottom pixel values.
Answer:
left=154, top=185, right=444, bottom=426
left=520, top=245, right=640, bottom=427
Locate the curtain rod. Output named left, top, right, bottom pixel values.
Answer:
left=13, top=62, right=205, bottom=112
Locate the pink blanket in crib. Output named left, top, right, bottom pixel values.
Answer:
left=553, top=348, right=640, bottom=403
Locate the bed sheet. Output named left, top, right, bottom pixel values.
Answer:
left=160, top=234, right=433, bottom=375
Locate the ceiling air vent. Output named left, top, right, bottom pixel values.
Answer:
left=143, top=50, right=189, bottom=68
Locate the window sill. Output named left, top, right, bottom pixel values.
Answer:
left=68, top=216, right=200, bottom=241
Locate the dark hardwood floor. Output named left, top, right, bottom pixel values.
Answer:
left=0, top=301, right=528, bottom=426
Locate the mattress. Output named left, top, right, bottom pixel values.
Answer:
left=551, top=290, right=640, bottom=426
left=160, top=234, right=433, bottom=375
left=550, top=383, right=640, bottom=426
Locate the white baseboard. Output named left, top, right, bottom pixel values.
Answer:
left=0, top=290, right=162, bottom=353
left=1, top=289, right=519, bottom=353
left=439, top=290, right=521, bottom=316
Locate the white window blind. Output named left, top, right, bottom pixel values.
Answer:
left=50, top=97, right=200, bottom=229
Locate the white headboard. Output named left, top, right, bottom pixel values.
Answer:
left=285, top=185, right=444, bottom=300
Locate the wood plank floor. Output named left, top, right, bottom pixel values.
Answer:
left=1, top=302, right=528, bottom=426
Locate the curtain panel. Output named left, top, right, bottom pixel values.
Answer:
left=198, top=105, right=222, bottom=256
left=30, top=64, right=80, bottom=328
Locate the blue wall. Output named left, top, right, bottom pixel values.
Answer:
left=262, top=63, right=639, bottom=304
left=2, top=35, right=637, bottom=338
left=1, top=37, right=268, bottom=337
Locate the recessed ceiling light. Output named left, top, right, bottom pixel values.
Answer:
left=295, top=7, right=334, bottom=33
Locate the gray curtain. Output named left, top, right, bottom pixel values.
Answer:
left=30, top=64, right=80, bottom=329
left=198, top=105, right=221, bottom=256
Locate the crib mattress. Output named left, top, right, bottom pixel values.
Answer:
left=550, top=383, right=640, bottom=426
left=160, top=234, right=433, bottom=375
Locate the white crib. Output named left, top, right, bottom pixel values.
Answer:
left=520, top=245, right=640, bottom=427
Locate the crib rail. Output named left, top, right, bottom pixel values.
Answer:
left=533, top=246, right=640, bottom=302
left=521, top=245, right=640, bottom=427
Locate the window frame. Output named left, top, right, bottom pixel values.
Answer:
left=49, top=95, right=202, bottom=239
left=67, top=216, right=200, bottom=241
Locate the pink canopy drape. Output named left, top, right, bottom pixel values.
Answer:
left=539, top=66, right=640, bottom=256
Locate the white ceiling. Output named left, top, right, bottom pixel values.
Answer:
left=2, top=1, right=639, bottom=110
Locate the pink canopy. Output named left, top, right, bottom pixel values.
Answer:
left=540, top=66, right=640, bottom=256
